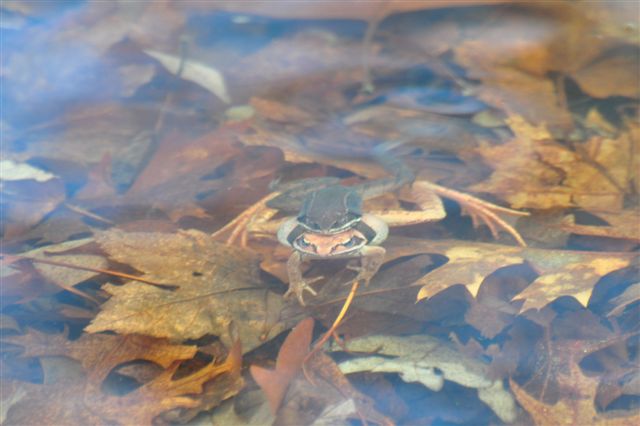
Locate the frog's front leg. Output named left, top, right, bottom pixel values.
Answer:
left=348, top=245, right=386, bottom=286
left=283, top=251, right=323, bottom=306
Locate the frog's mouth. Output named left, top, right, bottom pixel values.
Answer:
left=293, top=229, right=367, bottom=257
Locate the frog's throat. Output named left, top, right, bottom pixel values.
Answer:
left=287, top=221, right=377, bottom=246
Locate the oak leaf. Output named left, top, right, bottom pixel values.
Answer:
left=4, top=328, right=197, bottom=386
left=1, top=338, right=242, bottom=425
left=381, top=238, right=636, bottom=312
left=511, top=354, right=640, bottom=426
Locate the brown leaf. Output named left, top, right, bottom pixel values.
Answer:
left=122, top=128, right=282, bottom=222
left=1, top=339, right=242, bottom=426
left=86, top=229, right=286, bottom=351
left=454, top=36, right=573, bottom=131
left=250, top=317, right=314, bottom=413
left=452, top=2, right=636, bottom=132
left=122, top=128, right=242, bottom=220
left=1, top=178, right=66, bottom=239
left=380, top=238, right=636, bottom=312
left=511, top=359, right=640, bottom=426
left=250, top=97, right=317, bottom=125
left=275, top=350, right=390, bottom=425
left=464, top=264, right=536, bottom=338
left=104, top=341, right=242, bottom=425
left=470, top=116, right=630, bottom=211
left=1, top=238, right=105, bottom=305
left=0, top=260, right=57, bottom=306
left=4, top=329, right=197, bottom=386
left=561, top=210, right=640, bottom=242
left=573, top=46, right=640, bottom=99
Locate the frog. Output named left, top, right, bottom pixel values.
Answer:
left=268, top=145, right=415, bottom=305
left=212, top=144, right=529, bottom=306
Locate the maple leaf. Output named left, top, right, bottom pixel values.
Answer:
left=85, top=229, right=286, bottom=351
left=100, top=128, right=242, bottom=221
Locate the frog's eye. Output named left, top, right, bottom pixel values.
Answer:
left=342, top=236, right=363, bottom=248
left=297, top=237, right=311, bottom=248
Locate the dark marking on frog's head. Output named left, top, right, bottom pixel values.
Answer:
left=297, top=186, right=363, bottom=234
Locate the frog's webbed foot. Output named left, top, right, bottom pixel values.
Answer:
left=284, top=275, right=323, bottom=306
left=284, top=251, right=325, bottom=306
left=417, top=181, right=529, bottom=247
left=346, top=246, right=386, bottom=286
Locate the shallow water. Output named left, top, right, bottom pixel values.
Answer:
left=1, top=2, right=639, bottom=425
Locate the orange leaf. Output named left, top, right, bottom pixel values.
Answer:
left=250, top=318, right=314, bottom=413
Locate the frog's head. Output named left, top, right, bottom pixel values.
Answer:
left=297, top=186, right=363, bottom=234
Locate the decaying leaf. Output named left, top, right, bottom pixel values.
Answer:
left=1, top=238, right=105, bottom=304
left=2, top=2, right=637, bottom=425
left=115, top=126, right=282, bottom=222
left=454, top=31, right=574, bottom=131
left=1, top=178, right=66, bottom=239
left=1, top=336, right=242, bottom=425
left=511, top=352, right=640, bottom=426
left=275, top=350, right=391, bottom=426
left=332, top=334, right=517, bottom=423
left=86, top=229, right=285, bottom=351
left=470, top=115, right=632, bottom=211
left=3, top=328, right=197, bottom=386
left=250, top=318, right=390, bottom=424
left=379, top=238, right=637, bottom=312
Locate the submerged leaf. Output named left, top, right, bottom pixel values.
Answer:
left=511, top=354, right=640, bottom=426
left=471, top=116, right=631, bottom=211
left=250, top=318, right=313, bottom=413
left=332, top=334, right=517, bottom=423
left=1, top=339, right=242, bottom=426
left=86, top=229, right=285, bottom=351
left=4, top=329, right=197, bottom=386
left=382, top=238, right=636, bottom=312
